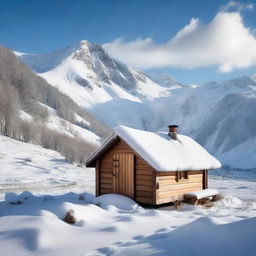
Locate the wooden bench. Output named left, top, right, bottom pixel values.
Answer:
left=184, top=189, right=219, bottom=205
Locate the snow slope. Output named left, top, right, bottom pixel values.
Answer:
left=17, top=40, right=171, bottom=130
left=0, top=134, right=95, bottom=200
left=146, top=73, right=190, bottom=88
left=157, top=75, right=256, bottom=169
left=37, top=104, right=101, bottom=145
left=17, top=41, right=256, bottom=169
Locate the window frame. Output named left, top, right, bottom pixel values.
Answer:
left=176, top=171, right=189, bottom=182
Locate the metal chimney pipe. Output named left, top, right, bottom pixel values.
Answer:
left=168, top=125, right=179, bottom=140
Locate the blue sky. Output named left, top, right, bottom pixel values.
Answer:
left=0, top=0, right=256, bottom=84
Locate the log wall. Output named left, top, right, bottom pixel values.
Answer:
left=155, top=170, right=204, bottom=204
left=98, top=138, right=207, bottom=205
left=135, top=156, right=154, bottom=204
left=98, top=139, right=154, bottom=204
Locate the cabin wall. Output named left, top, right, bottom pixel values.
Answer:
left=156, top=170, right=204, bottom=205
left=135, top=156, right=155, bottom=204
left=97, top=139, right=207, bottom=205
left=98, top=139, right=154, bottom=204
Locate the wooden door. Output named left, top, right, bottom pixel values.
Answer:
left=113, top=153, right=134, bottom=198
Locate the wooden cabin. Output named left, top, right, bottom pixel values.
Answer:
left=86, top=125, right=221, bottom=205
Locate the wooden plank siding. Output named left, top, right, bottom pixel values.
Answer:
left=155, top=171, right=204, bottom=204
left=97, top=137, right=207, bottom=205
left=135, top=156, right=154, bottom=204
left=98, top=139, right=154, bottom=204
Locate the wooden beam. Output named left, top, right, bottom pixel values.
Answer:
left=96, top=160, right=100, bottom=196
left=203, top=170, right=208, bottom=189
left=152, top=170, right=157, bottom=205
left=176, top=171, right=179, bottom=182
left=133, top=155, right=137, bottom=200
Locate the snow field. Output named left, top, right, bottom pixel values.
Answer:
left=0, top=192, right=255, bottom=256
left=0, top=135, right=95, bottom=201
left=0, top=133, right=256, bottom=256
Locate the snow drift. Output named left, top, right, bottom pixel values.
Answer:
left=1, top=190, right=255, bottom=256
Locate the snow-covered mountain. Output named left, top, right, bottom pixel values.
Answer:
left=156, top=75, right=256, bottom=169
left=0, top=46, right=113, bottom=165
left=18, top=40, right=171, bottom=129
left=17, top=41, right=256, bottom=169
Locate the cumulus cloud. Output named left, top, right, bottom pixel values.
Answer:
left=103, top=12, right=256, bottom=72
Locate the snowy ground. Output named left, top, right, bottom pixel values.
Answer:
left=209, top=169, right=256, bottom=200
left=0, top=135, right=256, bottom=256
left=0, top=135, right=95, bottom=201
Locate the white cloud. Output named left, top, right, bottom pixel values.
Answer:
left=103, top=12, right=256, bottom=73
left=221, top=1, right=254, bottom=12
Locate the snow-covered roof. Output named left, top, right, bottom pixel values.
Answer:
left=86, top=125, right=221, bottom=171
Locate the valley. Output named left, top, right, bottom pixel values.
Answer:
left=16, top=40, right=256, bottom=170
left=1, top=2, right=256, bottom=255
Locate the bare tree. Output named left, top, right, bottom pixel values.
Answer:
left=0, top=46, right=108, bottom=164
left=19, top=120, right=36, bottom=142
left=0, top=82, right=19, bottom=136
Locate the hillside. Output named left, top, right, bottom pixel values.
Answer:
left=17, top=40, right=256, bottom=169
left=0, top=46, right=112, bottom=163
left=18, top=40, right=171, bottom=129
left=157, top=76, right=256, bottom=169
left=0, top=134, right=94, bottom=200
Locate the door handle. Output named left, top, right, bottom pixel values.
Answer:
left=113, top=159, right=119, bottom=167
left=112, top=169, right=118, bottom=176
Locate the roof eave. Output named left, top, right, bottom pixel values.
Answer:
left=86, top=134, right=119, bottom=167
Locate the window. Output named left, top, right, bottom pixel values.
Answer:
left=176, top=171, right=188, bottom=181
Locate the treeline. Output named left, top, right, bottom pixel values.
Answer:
left=0, top=46, right=111, bottom=138
left=0, top=46, right=110, bottom=164
left=40, top=126, right=97, bottom=164
left=0, top=109, right=97, bottom=164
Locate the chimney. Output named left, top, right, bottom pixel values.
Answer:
left=168, top=125, right=178, bottom=140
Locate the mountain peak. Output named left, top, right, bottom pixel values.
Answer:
left=17, top=39, right=157, bottom=92
left=74, top=40, right=105, bottom=54
left=72, top=40, right=110, bottom=63
left=79, top=39, right=90, bottom=46
left=71, top=40, right=90, bottom=54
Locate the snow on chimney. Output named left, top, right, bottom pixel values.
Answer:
left=168, top=125, right=178, bottom=140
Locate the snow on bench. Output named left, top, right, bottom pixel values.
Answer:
left=184, top=189, right=218, bottom=200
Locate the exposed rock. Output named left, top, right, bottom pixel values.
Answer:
left=64, top=210, right=77, bottom=224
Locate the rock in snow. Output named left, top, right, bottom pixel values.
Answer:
left=64, top=209, right=77, bottom=224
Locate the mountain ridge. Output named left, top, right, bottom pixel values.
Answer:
left=0, top=46, right=111, bottom=164
left=15, top=40, right=256, bottom=169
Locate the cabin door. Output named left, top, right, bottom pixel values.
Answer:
left=113, top=153, right=134, bottom=198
